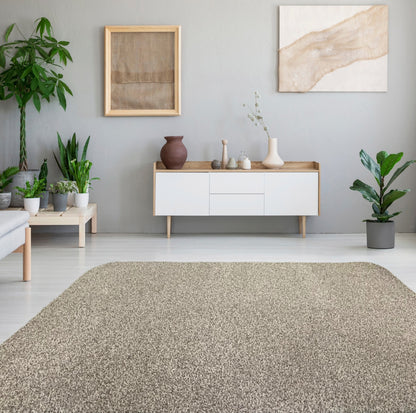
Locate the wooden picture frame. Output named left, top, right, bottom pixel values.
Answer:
left=104, top=25, right=181, bottom=116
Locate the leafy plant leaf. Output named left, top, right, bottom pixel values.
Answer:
left=350, top=179, right=380, bottom=206
left=32, top=92, right=41, bottom=112
left=381, top=189, right=409, bottom=211
left=359, top=149, right=381, bottom=184
left=4, top=24, right=15, bottom=42
left=380, top=153, right=403, bottom=177
left=376, top=151, right=388, bottom=165
left=384, top=160, right=416, bottom=192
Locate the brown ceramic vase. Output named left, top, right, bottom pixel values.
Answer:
left=160, top=136, right=187, bottom=169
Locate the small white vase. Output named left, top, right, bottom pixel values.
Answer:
left=74, top=193, right=89, bottom=208
left=24, top=198, right=40, bottom=214
left=262, top=137, right=284, bottom=169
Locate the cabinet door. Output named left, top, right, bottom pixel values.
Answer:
left=265, top=173, right=319, bottom=216
left=155, top=173, right=209, bottom=216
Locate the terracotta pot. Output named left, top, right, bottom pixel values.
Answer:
left=160, top=136, right=187, bottom=169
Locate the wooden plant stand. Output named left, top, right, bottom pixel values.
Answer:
left=9, top=203, right=97, bottom=248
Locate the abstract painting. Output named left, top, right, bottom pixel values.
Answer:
left=279, top=6, right=388, bottom=92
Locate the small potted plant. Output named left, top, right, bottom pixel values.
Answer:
left=54, top=132, right=90, bottom=206
left=69, top=159, right=99, bottom=208
left=0, top=166, right=19, bottom=209
left=350, top=149, right=415, bottom=249
left=49, top=181, right=76, bottom=211
left=15, top=177, right=46, bottom=214
left=39, top=159, right=49, bottom=209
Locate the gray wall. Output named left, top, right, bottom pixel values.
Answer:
left=1, top=0, right=416, bottom=234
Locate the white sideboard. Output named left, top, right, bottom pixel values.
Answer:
left=153, top=161, right=320, bottom=238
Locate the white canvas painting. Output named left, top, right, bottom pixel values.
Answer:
left=278, top=5, right=389, bottom=92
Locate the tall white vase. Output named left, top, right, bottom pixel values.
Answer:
left=262, top=137, right=284, bottom=169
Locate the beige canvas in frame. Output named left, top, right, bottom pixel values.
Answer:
left=105, top=25, right=181, bottom=116
left=278, top=6, right=388, bottom=92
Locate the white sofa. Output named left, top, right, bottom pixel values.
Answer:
left=0, top=211, right=31, bottom=281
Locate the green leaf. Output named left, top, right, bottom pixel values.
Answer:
left=32, top=93, right=41, bottom=112
left=81, top=137, right=90, bottom=162
left=359, top=150, right=381, bottom=184
left=376, top=151, right=388, bottom=165
left=4, top=24, right=15, bottom=42
left=381, top=189, right=409, bottom=211
left=384, top=160, right=416, bottom=192
left=0, top=49, right=5, bottom=68
left=350, top=179, right=380, bottom=206
left=56, top=85, right=66, bottom=110
left=380, top=153, right=403, bottom=177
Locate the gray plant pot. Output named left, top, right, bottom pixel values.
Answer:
left=0, top=192, right=11, bottom=209
left=366, top=221, right=395, bottom=249
left=53, top=193, right=68, bottom=212
left=7, top=170, right=40, bottom=207
left=40, top=191, right=49, bottom=209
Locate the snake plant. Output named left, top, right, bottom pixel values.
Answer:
left=350, top=150, right=415, bottom=222
left=54, top=132, right=90, bottom=181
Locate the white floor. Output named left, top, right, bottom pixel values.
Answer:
left=0, top=232, right=415, bottom=344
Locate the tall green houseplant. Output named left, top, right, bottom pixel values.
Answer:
left=0, top=17, right=73, bottom=171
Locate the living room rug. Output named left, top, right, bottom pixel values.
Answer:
left=1, top=262, right=416, bottom=412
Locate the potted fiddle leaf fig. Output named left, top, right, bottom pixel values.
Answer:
left=0, top=166, right=19, bottom=209
left=0, top=17, right=73, bottom=206
left=350, top=150, right=415, bottom=249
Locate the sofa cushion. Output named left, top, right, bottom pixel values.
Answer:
left=0, top=211, right=30, bottom=237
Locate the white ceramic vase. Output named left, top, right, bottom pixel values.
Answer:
left=262, top=137, right=284, bottom=169
left=24, top=198, right=40, bottom=214
left=74, top=193, right=89, bottom=208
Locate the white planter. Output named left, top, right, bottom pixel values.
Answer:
left=74, top=193, right=89, bottom=208
left=24, top=198, right=40, bottom=214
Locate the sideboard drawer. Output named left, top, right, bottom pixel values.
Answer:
left=265, top=173, right=319, bottom=215
left=210, top=173, right=265, bottom=194
left=155, top=173, right=209, bottom=216
left=210, top=194, right=264, bottom=215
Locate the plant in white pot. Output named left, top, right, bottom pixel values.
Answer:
left=0, top=166, right=19, bottom=209
left=243, top=91, right=284, bottom=169
left=15, top=177, right=46, bottom=214
left=70, top=159, right=98, bottom=208
left=350, top=149, right=415, bottom=249
left=49, top=181, right=76, bottom=212
left=54, top=132, right=90, bottom=206
left=0, top=17, right=73, bottom=206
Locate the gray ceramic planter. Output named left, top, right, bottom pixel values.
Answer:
left=366, top=221, right=395, bottom=249
left=0, top=192, right=11, bottom=209
left=40, top=191, right=49, bottom=209
left=7, top=170, right=39, bottom=207
left=53, top=193, right=68, bottom=212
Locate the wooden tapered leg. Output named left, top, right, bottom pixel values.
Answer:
left=167, top=216, right=172, bottom=239
left=23, top=227, right=31, bottom=282
left=79, top=216, right=85, bottom=248
left=91, top=206, right=97, bottom=234
left=298, top=216, right=306, bottom=238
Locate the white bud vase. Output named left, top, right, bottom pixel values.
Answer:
left=262, top=137, right=284, bottom=169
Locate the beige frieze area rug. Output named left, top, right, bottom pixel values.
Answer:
left=1, top=262, right=415, bottom=412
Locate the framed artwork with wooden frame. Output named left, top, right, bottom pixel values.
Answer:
left=104, top=25, right=181, bottom=116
